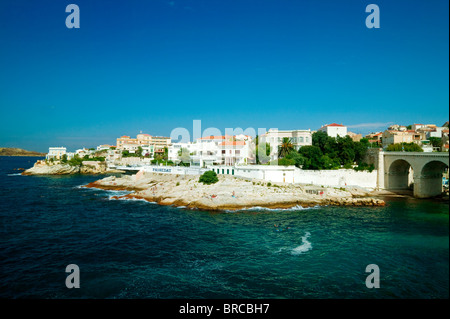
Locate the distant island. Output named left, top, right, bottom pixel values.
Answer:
left=0, top=147, right=46, bottom=157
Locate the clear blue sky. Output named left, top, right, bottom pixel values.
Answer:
left=0, top=0, right=448, bottom=152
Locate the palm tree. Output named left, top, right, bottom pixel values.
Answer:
left=278, top=137, right=294, bottom=158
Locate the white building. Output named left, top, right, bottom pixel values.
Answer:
left=317, top=123, right=347, bottom=138
left=46, top=147, right=67, bottom=160
left=75, top=148, right=94, bottom=158
left=96, top=144, right=114, bottom=151
left=426, top=127, right=447, bottom=139
left=168, top=135, right=252, bottom=167
left=259, top=129, right=312, bottom=161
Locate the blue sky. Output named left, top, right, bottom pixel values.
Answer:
left=0, top=0, right=448, bottom=152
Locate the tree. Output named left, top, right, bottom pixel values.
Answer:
left=320, top=155, right=340, bottom=169
left=272, top=158, right=296, bottom=166
left=299, top=145, right=323, bottom=170
left=61, top=154, right=68, bottom=163
left=256, top=142, right=271, bottom=164
left=312, top=131, right=330, bottom=153
left=178, top=147, right=191, bottom=166
left=278, top=137, right=294, bottom=158
left=336, top=136, right=356, bottom=165
left=285, top=151, right=307, bottom=168
left=199, top=171, right=219, bottom=185
left=354, top=140, right=370, bottom=164
left=429, top=137, right=443, bottom=149
left=136, top=146, right=143, bottom=157
left=386, top=143, right=423, bottom=152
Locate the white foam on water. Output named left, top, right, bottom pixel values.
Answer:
left=108, top=196, right=156, bottom=204
left=7, top=173, right=23, bottom=176
left=227, top=205, right=320, bottom=213
left=291, top=232, right=312, bottom=255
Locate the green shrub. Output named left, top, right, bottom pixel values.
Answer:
left=267, top=182, right=272, bottom=187
left=353, top=162, right=375, bottom=172
left=270, top=158, right=296, bottom=166
left=68, top=155, right=83, bottom=167
left=343, top=163, right=353, bottom=169
left=199, top=171, right=219, bottom=185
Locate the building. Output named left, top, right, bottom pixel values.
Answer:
left=381, top=130, right=425, bottom=149
left=75, top=148, right=94, bottom=158
left=96, top=144, right=115, bottom=151
left=116, top=133, right=171, bottom=155
left=46, top=147, right=67, bottom=160
left=258, top=129, right=312, bottom=161
left=388, top=124, right=407, bottom=132
left=347, top=131, right=363, bottom=142
left=411, top=124, right=425, bottom=131
left=317, top=123, right=347, bottom=138
left=168, top=135, right=252, bottom=167
left=365, top=132, right=382, bottom=145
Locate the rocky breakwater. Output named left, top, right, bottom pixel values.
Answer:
left=84, top=172, right=386, bottom=211
left=22, top=160, right=123, bottom=175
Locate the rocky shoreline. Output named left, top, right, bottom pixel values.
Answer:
left=22, top=160, right=124, bottom=175
left=84, top=171, right=386, bottom=211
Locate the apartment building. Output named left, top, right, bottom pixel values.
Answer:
left=317, top=123, right=347, bottom=138
left=168, top=135, right=252, bottom=167
left=116, top=133, right=171, bottom=155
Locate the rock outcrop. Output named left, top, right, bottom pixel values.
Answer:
left=85, top=172, right=386, bottom=211
left=22, top=160, right=123, bottom=175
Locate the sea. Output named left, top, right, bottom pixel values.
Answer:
left=0, top=156, right=448, bottom=299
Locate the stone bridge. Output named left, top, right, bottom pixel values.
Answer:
left=367, top=150, right=449, bottom=198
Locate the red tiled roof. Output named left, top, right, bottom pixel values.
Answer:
left=198, top=135, right=233, bottom=140
left=220, top=141, right=246, bottom=146
left=325, top=123, right=345, bottom=127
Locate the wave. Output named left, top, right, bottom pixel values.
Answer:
left=7, top=173, right=23, bottom=176
left=108, top=196, right=156, bottom=204
left=229, top=205, right=320, bottom=213
left=291, top=232, right=312, bottom=255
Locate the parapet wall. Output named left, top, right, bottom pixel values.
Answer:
left=211, top=165, right=378, bottom=189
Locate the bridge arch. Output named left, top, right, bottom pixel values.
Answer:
left=414, top=160, right=449, bottom=198
left=386, top=159, right=415, bottom=190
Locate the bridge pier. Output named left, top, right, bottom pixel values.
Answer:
left=380, top=151, right=449, bottom=199
left=413, top=174, right=444, bottom=198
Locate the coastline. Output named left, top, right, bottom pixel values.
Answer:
left=0, top=155, right=45, bottom=157
left=21, top=160, right=124, bottom=175
left=83, top=172, right=386, bottom=211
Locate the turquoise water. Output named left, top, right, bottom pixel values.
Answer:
left=0, top=156, right=448, bottom=298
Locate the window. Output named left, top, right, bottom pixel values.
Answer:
left=236, top=150, right=240, bottom=155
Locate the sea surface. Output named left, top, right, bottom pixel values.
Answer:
left=0, top=156, right=448, bottom=299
